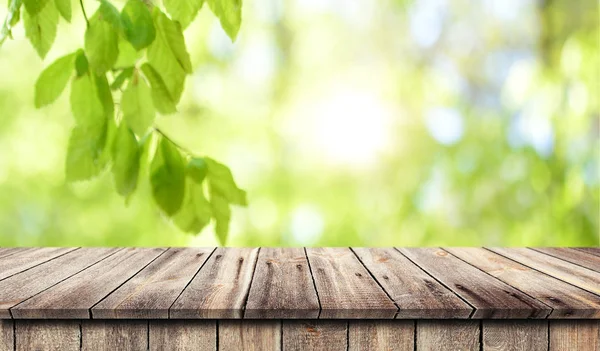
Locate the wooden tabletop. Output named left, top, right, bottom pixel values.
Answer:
left=0, top=247, right=598, bottom=320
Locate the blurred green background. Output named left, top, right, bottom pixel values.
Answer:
left=0, top=0, right=598, bottom=247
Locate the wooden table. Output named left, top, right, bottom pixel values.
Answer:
left=0, top=247, right=598, bottom=350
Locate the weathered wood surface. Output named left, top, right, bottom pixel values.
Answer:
left=446, top=247, right=600, bottom=318
left=0, top=248, right=75, bottom=281
left=0, top=248, right=119, bottom=319
left=482, top=321, right=548, bottom=351
left=549, top=320, right=600, bottom=351
left=532, top=247, right=600, bottom=272
left=170, top=248, right=259, bottom=319
left=149, top=320, right=216, bottom=351
left=11, top=248, right=165, bottom=318
left=4, top=319, right=600, bottom=350
left=92, top=248, right=214, bottom=319
left=348, top=320, right=414, bottom=351
left=15, top=320, right=79, bottom=351
left=416, top=320, right=479, bottom=351
left=490, top=247, right=600, bottom=295
left=398, top=248, right=550, bottom=318
left=0, top=247, right=598, bottom=319
left=283, top=320, right=347, bottom=351
left=575, top=248, right=600, bottom=257
left=245, top=248, right=319, bottom=319
left=81, top=320, right=147, bottom=350
left=306, top=248, right=397, bottom=318
left=353, top=247, right=472, bottom=318
left=219, top=320, right=280, bottom=351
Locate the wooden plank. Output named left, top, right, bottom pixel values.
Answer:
left=576, top=248, right=600, bottom=258
left=483, top=321, right=548, bottom=351
left=16, top=320, right=79, bottom=351
left=489, top=247, right=600, bottom=295
left=245, top=248, right=319, bottom=319
left=0, top=248, right=120, bottom=319
left=11, top=248, right=165, bottom=319
left=170, top=248, right=259, bottom=319
left=353, top=247, right=472, bottom=319
left=416, top=321, right=479, bottom=351
left=0, top=248, right=76, bottom=281
left=0, top=248, right=35, bottom=260
left=283, top=320, right=346, bottom=351
left=550, top=320, right=599, bottom=351
left=149, top=320, right=216, bottom=351
left=348, top=320, right=413, bottom=351
left=305, top=248, right=397, bottom=319
left=0, top=320, right=12, bottom=351
left=398, top=248, right=550, bottom=318
left=81, top=320, right=147, bottom=351
left=219, top=321, right=280, bottom=351
left=532, top=248, right=600, bottom=272
left=446, top=247, right=600, bottom=319
left=92, top=247, right=214, bottom=319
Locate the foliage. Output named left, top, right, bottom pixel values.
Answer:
left=0, top=0, right=246, bottom=244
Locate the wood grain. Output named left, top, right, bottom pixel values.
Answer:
left=11, top=248, right=165, bottom=318
left=170, top=248, right=259, bottom=319
left=219, top=321, right=280, bottom=351
left=0, top=248, right=35, bottom=260
left=149, top=320, right=216, bottom=351
left=490, top=247, right=600, bottom=295
left=416, top=321, right=479, bottom=351
left=306, top=248, right=397, bottom=319
left=245, top=248, right=319, bottom=319
left=575, top=248, right=600, bottom=258
left=549, top=320, right=599, bottom=351
left=0, top=248, right=119, bottom=319
left=353, top=247, right=472, bottom=319
left=81, top=320, right=147, bottom=351
left=15, top=320, right=79, bottom=351
left=0, top=248, right=76, bottom=281
left=348, top=320, right=413, bottom=351
left=483, top=321, right=548, bottom=351
left=446, top=247, right=600, bottom=318
left=532, top=248, right=600, bottom=272
left=283, top=320, right=346, bottom=351
left=398, top=248, right=550, bottom=318
left=0, top=320, right=12, bottom=351
left=92, top=247, right=214, bottom=319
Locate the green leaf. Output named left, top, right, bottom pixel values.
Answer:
left=112, top=123, right=141, bottom=197
left=140, top=63, right=177, bottom=114
left=93, top=72, right=114, bottom=118
left=187, top=157, right=208, bottom=183
left=74, top=50, right=89, bottom=77
left=150, top=137, right=186, bottom=215
left=114, top=38, right=141, bottom=68
left=206, top=158, right=247, bottom=206
left=163, top=0, right=205, bottom=29
left=147, top=8, right=189, bottom=103
left=54, top=0, right=70, bottom=22
left=85, top=13, right=119, bottom=73
left=173, top=180, right=212, bottom=233
left=70, top=74, right=104, bottom=125
left=97, top=0, right=123, bottom=31
left=208, top=0, right=242, bottom=42
left=34, top=52, right=76, bottom=108
left=23, top=0, right=49, bottom=16
left=121, top=0, right=155, bottom=50
left=210, top=192, right=231, bottom=244
left=121, top=73, right=155, bottom=137
left=23, top=0, right=58, bottom=59
left=65, top=121, right=108, bottom=181
left=110, top=67, right=134, bottom=91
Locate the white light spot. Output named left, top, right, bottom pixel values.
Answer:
left=289, top=205, right=324, bottom=245
left=425, top=108, right=464, bottom=146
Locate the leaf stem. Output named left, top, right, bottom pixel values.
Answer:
left=153, top=127, right=194, bottom=156
left=79, top=0, right=89, bottom=26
